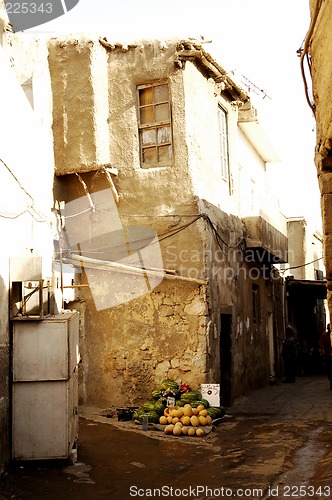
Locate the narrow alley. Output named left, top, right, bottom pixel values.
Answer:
left=1, top=374, right=332, bottom=500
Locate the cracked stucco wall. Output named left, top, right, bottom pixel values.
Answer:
left=89, top=282, right=209, bottom=407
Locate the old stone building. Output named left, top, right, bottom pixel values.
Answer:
left=2, top=0, right=330, bottom=476
left=46, top=35, right=287, bottom=408
left=0, top=24, right=293, bottom=472
left=307, top=0, right=332, bottom=320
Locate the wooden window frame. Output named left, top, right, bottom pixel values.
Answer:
left=137, top=81, right=173, bottom=169
left=218, top=106, right=230, bottom=182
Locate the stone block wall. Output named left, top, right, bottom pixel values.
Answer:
left=309, top=0, right=332, bottom=313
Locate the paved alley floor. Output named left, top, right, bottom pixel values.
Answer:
left=1, top=375, right=332, bottom=500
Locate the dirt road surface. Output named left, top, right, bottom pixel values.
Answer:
left=1, top=375, right=332, bottom=500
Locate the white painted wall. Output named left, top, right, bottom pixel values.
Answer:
left=0, top=36, right=55, bottom=283
left=0, top=23, right=55, bottom=471
left=182, top=59, right=286, bottom=235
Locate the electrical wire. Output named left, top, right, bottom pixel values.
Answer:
left=58, top=207, right=92, bottom=219
left=298, top=0, right=323, bottom=114
left=55, top=174, right=248, bottom=255
left=57, top=188, right=318, bottom=281
left=0, top=157, right=53, bottom=228
left=59, top=213, right=206, bottom=256
left=278, top=256, right=323, bottom=274
left=203, top=214, right=245, bottom=254
left=0, top=157, right=34, bottom=203
left=57, top=207, right=245, bottom=268
left=0, top=209, right=29, bottom=219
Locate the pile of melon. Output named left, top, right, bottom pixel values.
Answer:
left=159, top=403, right=212, bottom=437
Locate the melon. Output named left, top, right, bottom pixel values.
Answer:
left=183, top=404, right=193, bottom=417
left=164, top=424, right=174, bottom=435
left=206, top=415, right=212, bottom=425
left=173, top=425, right=182, bottom=436
left=198, top=416, right=207, bottom=426
left=181, top=416, right=191, bottom=426
left=190, top=415, right=199, bottom=427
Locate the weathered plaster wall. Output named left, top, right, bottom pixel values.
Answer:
left=53, top=166, right=209, bottom=406
left=201, top=201, right=277, bottom=401
left=48, top=38, right=110, bottom=174
left=231, top=290, right=271, bottom=398
left=309, top=0, right=332, bottom=313
left=83, top=279, right=208, bottom=407
left=105, top=39, right=198, bottom=216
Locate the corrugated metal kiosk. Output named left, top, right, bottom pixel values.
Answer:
left=12, top=311, right=80, bottom=462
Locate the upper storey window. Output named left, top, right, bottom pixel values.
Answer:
left=218, top=106, right=229, bottom=181
left=138, top=82, right=173, bottom=168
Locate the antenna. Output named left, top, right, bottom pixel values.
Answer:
left=240, top=74, right=272, bottom=100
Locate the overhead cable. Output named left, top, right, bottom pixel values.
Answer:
left=0, top=157, right=52, bottom=227
left=279, top=256, right=323, bottom=274
left=298, top=0, right=323, bottom=114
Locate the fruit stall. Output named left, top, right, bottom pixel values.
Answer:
left=131, top=380, right=225, bottom=438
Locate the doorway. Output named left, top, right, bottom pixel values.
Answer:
left=286, top=279, right=327, bottom=375
left=220, top=313, right=232, bottom=406
left=267, top=312, right=275, bottom=381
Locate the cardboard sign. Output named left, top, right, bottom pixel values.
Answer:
left=166, top=396, right=176, bottom=408
left=201, top=384, right=220, bottom=407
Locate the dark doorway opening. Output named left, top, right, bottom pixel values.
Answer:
left=286, top=279, right=327, bottom=376
left=220, top=313, right=232, bottom=406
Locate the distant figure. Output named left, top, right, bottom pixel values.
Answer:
left=281, top=325, right=297, bottom=383
left=320, top=324, right=332, bottom=389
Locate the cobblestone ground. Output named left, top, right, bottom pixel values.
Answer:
left=1, top=375, right=332, bottom=500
